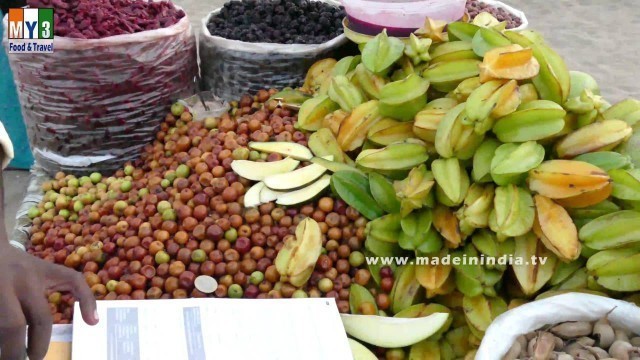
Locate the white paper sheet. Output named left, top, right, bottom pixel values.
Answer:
left=51, top=324, right=73, bottom=343
left=72, top=298, right=352, bottom=360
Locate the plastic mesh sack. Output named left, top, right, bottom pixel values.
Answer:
left=199, top=2, right=349, bottom=102
left=2, top=11, right=198, bottom=176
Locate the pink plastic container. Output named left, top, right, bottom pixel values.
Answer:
left=340, top=0, right=466, bottom=36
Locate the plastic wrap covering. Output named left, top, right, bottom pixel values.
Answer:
left=2, top=12, right=198, bottom=176
left=9, top=165, right=47, bottom=251
left=199, top=3, right=349, bottom=102
left=9, top=94, right=229, bottom=251
left=177, top=91, right=231, bottom=122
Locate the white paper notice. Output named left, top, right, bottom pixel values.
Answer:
left=72, top=298, right=353, bottom=360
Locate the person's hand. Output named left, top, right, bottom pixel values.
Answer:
left=0, top=245, right=98, bottom=360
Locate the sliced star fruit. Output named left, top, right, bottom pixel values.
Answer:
left=479, top=44, right=540, bottom=82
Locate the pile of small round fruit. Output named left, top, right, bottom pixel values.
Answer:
left=26, top=90, right=386, bottom=323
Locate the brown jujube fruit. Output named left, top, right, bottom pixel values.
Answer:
left=214, top=284, right=227, bottom=298
left=200, top=261, right=215, bottom=276
left=188, top=263, right=201, bottom=275
left=83, top=261, right=99, bottom=274
left=173, top=231, right=188, bottom=245
left=166, top=242, right=180, bottom=257
left=381, top=277, right=394, bottom=293
left=265, top=266, right=279, bottom=283
left=206, top=225, right=223, bottom=241
left=146, top=287, right=163, bottom=299
left=219, top=275, right=233, bottom=288
left=84, top=273, right=101, bottom=287
left=131, top=290, right=146, bottom=300
left=151, top=276, right=165, bottom=290
left=165, top=277, right=179, bottom=293
left=336, top=259, right=350, bottom=274
left=126, top=260, right=140, bottom=273
left=173, top=289, right=188, bottom=299
left=169, top=261, right=186, bottom=277
left=316, top=255, right=333, bottom=272
left=148, top=240, right=164, bottom=256
left=156, top=263, right=170, bottom=278
left=140, top=265, right=156, bottom=279
left=115, top=281, right=132, bottom=295
left=107, top=266, right=124, bottom=280
left=376, top=293, right=390, bottom=310
left=177, top=248, right=192, bottom=265
left=337, top=300, right=350, bottom=314
left=354, top=269, right=371, bottom=286
left=91, top=284, right=108, bottom=297
left=226, top=261, right=239, bottom=276
left=179, top=271, right=196, bottom=290
left=215, top=263, right=227, bottom=277
left=244, top=285, right=259, bottom=299
left=233, top=272, right=247, bottom=286
left=191, top=288, right=207, bottom=298
left=199, top=240, right=215, bottom=254
left=185, top=240, right=199, bottom=251
left=209, top=250, right=224, bottom=263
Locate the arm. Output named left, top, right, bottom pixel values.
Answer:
left=0, top=162, right=5, bottom=243
left=0, top=135, right=98, bottom=360
left=0, top=122, right=14, bottom=241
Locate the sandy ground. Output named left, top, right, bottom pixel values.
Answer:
left=4, top=0, right=640, bottom=233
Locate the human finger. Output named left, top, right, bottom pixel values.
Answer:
left=20, top=286, right=53, bottom=360
left=0, top=293, right=27, bottom=360
left=48, top=265, right=98, bottom=326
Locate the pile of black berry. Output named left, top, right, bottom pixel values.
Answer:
left=207, top=0, right=345, bottom=44
left=466, top=0, right=523, bottom=29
